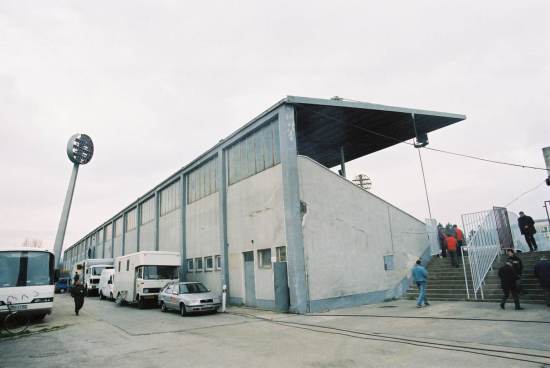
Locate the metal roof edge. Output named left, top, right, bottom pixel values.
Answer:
left=285, top=95, right=466, bottom=121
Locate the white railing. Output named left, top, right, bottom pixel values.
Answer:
left=461, top=209, right=501, bottom=300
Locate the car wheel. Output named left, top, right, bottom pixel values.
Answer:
left=34, top=314, right=46, bottom=321
left=160, top=302, right=167, bottom=313
left=180, top=303, right=187, bottom=317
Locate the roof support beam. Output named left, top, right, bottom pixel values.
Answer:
left=278, top=104, right=309, bottom=314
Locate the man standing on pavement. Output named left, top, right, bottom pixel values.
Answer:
left=71, top=279, right=86, bottom=316
left=534, top=256, right=550, bottom=307
left=498, top=261, right=523, bottom=310
left=445, top=235, right=459, bottom=268
left=412, top=260, right=430, bottom=308
left=518, top=211, right=538, bottom=252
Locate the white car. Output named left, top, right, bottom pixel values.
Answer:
left=158, top=282, right=221, bottom=316
left=98, top=268, right=115, bottom=301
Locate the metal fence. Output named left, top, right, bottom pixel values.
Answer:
left=461, top=207, right=511, bottom=300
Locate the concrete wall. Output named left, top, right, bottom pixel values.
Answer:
left=226, top=164, right=285, bottom=306
left=125, top=230, right=138, bottom=255
left=298, top=156, right=428, bottom=312
left=159, top=210, right=181, bottom=253
left=139, top=221, right=155, bottom=251
left=185, top=192, right=221, bottom=293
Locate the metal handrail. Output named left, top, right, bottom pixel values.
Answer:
left=461, top=209, right=501, bottom=299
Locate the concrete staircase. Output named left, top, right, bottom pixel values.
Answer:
left=405, top=251, right=550, bottom=304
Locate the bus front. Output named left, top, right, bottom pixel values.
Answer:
left=0, top=248, right=55, bottom=319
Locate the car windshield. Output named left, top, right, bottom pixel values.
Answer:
left=179, top=283, right=209, bottom=294
left=92, top=266, right=109, bottom=276
left=0, top=251, right=54, bottom=288
left=142, top=265, right=178, bottom=280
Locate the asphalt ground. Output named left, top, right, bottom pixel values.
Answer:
left=1, top=294, right=549, bottom=368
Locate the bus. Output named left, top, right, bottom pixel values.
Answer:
left=0, top=248, right=55, bottom=320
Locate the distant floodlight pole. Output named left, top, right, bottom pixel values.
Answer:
left=543, top=146, right=550, bottom=186
left=52, top=134, right=94, bottom=268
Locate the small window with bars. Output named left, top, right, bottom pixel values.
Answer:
left=195, top=257, right=203, bottom=271
left=205, top=256, right=213, bottom=271
left=258, top=249, right=272, bottom=269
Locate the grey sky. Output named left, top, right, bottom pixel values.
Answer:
left=1, top=1, right=549, bottom=251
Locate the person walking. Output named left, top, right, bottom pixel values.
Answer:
left=438, top=226, right=447, bottom=258
left=71, top=279, right=86, bottom=316
left=453, top=225, right=464, bottom=256
left=498, top=261, right=523, bottom=310
left=412, top=260, right=430, bottom=308
left=73, top=270, right=80, bottom=285
left=506, top=249, right=523, bottom=293
left=518, top=211, right=538, bottom=252
left=445, top=235, right=459, bottom=268
left=534, top=256, right=550, bottom=307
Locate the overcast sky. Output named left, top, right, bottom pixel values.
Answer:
left=1, top=0, right=549, bottom=251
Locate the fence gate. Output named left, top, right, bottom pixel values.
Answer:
left=461, top=207, right=514, bottom=300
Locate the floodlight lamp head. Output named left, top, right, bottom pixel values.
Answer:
left=67, top=134, right=94, bottom=165
left=414, top=131, right=429, bottom=148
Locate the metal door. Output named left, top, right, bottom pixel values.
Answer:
left=243, top=251, right=256, bottom=307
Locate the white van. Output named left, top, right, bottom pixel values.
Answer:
left=98, top=268, right=115, bottom=301
left=73, top=258, right=114, bottom=296
left=113, top=251, right=180, bottom=308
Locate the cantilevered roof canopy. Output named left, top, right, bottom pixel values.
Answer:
left=286, top=96, right=466, bottom=168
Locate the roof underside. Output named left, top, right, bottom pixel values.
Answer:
left=289, top=97, right=466, bottom=168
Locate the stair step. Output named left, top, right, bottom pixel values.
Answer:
left=404, top=252, right=550, bottom=305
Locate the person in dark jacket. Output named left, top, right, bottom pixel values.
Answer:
left=518, top=211, right=537, bottom=252
left=498, top=261, right=523, bottom=310
left=438, top=226, right=447, bottom=258
left=506, top=249, right=523, bottom=293
left=71, top=279, right=86, bottom=316
left=534, top=256, right=550, bottom=307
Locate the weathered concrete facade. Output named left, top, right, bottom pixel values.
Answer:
left=299, top=157, right=428, bottom=311
left=63, top=96, right=465, bottom=313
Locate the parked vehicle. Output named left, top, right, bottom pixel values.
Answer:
left=73, top=258, right=114, bottom=296
left=0, top=248, right=55, bottom=320
left=98, top=269, right=115, bottom=301
left=113, top=251, right=180, bottom=308
left=55, top=277, right=71, bottom=293
left=158, top=281, right=221, bottom=316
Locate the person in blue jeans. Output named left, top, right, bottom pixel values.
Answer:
left=412, top=259, right=430, bottom=308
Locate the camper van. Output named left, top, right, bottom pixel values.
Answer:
left=73, top=258, right=114, bottom=295
left=98, top=268, right=116, bottom=300
left=113, top=251, right=180, bottom=308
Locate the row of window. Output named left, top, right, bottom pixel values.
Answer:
left=187, top=255, right=222, bottom=272
left=257, top=246, right=287, bottom=269
left=188, top=157, right=218, bottom=204
left=126, top=208, right=137, bottom=231
left=227, top=119, right=280, bottom=185
left=141, top=196, right=155, bottom=224
left=160, top=180, right=182, bottom=215
left=65, top=120, right=282, bottom=261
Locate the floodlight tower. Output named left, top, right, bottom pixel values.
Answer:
left=52, top=134, right=94, bottom=269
